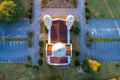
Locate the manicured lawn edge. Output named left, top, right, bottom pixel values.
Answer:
left=27, top=31, right=33, bottom=47
left=86, top=32, right=91, bottom=47
left=90, top=38, right=120, bottom=42
left=0, top=38, right=27, bottom=41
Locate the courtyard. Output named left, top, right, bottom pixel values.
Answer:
left=41, top=0, right=77, bottom=8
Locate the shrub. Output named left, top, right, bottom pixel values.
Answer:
left=39, top=41, right=43, bottom=47
left=86, top=42, right=90, bottom=47
left=27, top=12, right=32, bottom=19
left=27, top=8, right=33, bottom=19
left=86, top=12, right=91, bottom=19
left=51, top=77, right=62, bottom=80
left=85, top=8, right=91, bottom=19
left=86, top=32, right=91, bottom=47
left=116, top=64, right=120, bottom=68
left=89, top=38, right=93, bottom=42
left=28, top=40, right=32, bottom=47
left=25, top=62, right=32, bottom=67
left=0, top=0, right=25, bottom=24
left=39, top=52, right=43, bottom=57
left=32, top=65, right=39, bottom=70
left=27, top=56, right=31, bottom=61
left=28, top=32, right=33, bottom=37
left=82, top=58, right=101, bottom=73
left=82, top=58, right=91, bottom=73
left=75, top=51, right=80, bottom=56
left=74, top=59, right=80, bottom=66
left=109, top=78, right=118, bottom=80
left=28, top=8, right=33, bottom=13
left=28, top=32, right=33, bottom=47
left=74, top=27, right=80, bottom=34
left=86, top=32, right=89, bottom=35
left=38, top=58, right=43, bottom=65
left=31, top=2, right=33, bottom=5
left=88, top=59, right=101, bottom=73
left=85, top=2, right=88, bottom=5
left=70, top=40, right=72, bottom=43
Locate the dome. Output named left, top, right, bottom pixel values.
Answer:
left=43, top=15, right=52, bottom=23
left=66, top=15, right=74, bottom=24
left=43, top=15, right=52, bottom=30
left=52, top=43, right=66, bottom=57
left=66, top=15, right=74, bottom=30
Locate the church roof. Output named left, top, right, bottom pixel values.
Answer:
left=51, top=20, right=67, bottom=43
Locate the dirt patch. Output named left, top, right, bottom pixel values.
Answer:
left=0, top=73, right=5, bottom=80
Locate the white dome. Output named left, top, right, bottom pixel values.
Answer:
left=66, top=15, right=74, bottom=30
left=43, top=15, right=52, bottom=23
left=43, top=15, right=52, bottom=30
left=52, top=43, right=66, bottom=57
left=66, top=15, right=74, bottom=23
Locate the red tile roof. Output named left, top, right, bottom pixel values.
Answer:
left=51, top=20, right=67, bottom=43
left=66, top=45, right=71, bottom=55
left=50, top=57, right=68, bottom=64
left=47, top=50, right=52, bottom=55
left=47, top=45, right=52, bottom=55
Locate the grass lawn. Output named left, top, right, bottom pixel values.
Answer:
left=39, top=62, right=120, bottom=80
left=91, top=38, right=120, bottom=42
left=0, top=63, right=39, bottom=80
left=0, top=62, right=120, bottom=80
left=90, top=0, right=120, bottom=18
left=99, top=62, right=120, bottom=80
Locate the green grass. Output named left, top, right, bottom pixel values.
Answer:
left=98, top=62, right=120, bottom=80
left=38, top=62, right=120, bottom=80
left=0, top=38, right=28, bottom=41
left=90, top=0, right=120, bottom=18
left=0, top=63, right=39, bottom=80
left=0, top=63, right=120, bottom=80
left=91, top=38, right=120, bottom=42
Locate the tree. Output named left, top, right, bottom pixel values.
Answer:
left=0, top=0, right=25, bottom=24
left=109, top=78, right=117, bottom=80
left=51, top=77, right=62, bottom=80
left=74, top=26, right=80, bottom=34
left=74, top=59, right=80, bottom=66
left=88, top=59, right=101, bottom=73
left=75, top=50, right=80, bottom=56
left=38, top=58, right=43, bottom=65
left=39, top=41, right=43, bottom=46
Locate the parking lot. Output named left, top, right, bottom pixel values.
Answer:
left=80, top=19, right=120, bottom=62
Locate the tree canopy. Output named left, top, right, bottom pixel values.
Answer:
left=0, top=0, right=25, bottom=24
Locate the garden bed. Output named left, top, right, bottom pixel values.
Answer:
left=90, top=37, right=120, bottom=42
left=21, top=0, right=33, bottom=23
left=40, top=0, right=77, bottom=8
